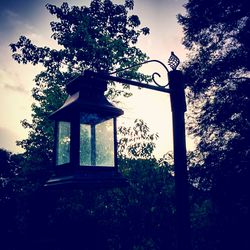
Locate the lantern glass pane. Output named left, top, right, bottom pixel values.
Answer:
left=96, top=118, right=114, bottom=166
left=80, top=113, right=114, bottom=167
left=56, top=121, right=70, bottom=165
left=79, top=124, right=91, bottom=165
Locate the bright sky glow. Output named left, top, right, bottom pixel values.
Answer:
left=0, top=0, right=194, bottom=157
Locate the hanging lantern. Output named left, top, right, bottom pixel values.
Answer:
left=45, top=71, right=127, bottom=188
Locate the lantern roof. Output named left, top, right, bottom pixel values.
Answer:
left=50, top=70, right=124, bottom=121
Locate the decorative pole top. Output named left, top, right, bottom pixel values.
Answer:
left=168, top=51, right=180, bottom=70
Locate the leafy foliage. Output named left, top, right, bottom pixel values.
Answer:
left=118, top=119, right=159, bottom=159
left=0, top=122, right=179, bottom=250
left=10, top=0, right=149, bottom=74
left=178, top=0, right=250, bottom=249
left=0, top=149, right=24, bottom=249
left=10, top=0, right=150, bottom=179
left=0, top=148, right=22, bottom=200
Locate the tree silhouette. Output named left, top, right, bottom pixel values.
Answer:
left=10, top=0, right=150, bottom=183
left=178, top=0, right=250, bottom=249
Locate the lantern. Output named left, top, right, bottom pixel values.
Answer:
left=45, top=71, right=127, bottom=188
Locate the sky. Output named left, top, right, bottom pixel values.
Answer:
left=0, top=0, right=192, bottom=158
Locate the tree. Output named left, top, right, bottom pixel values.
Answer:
left=10, top=0, right=150, bottom=180
left=0, top=148, right=23, bottom=199
left=178, top=0, right=250, bottom=249
left=0, top=149, right=24, bottom=250
left=3, top=119, right=177, bottom=250
left=118, top=119, right=159, bottom=160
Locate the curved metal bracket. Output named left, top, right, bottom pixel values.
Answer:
left=110, top=59, right=170, bottom=88
left=76, top=52, right=181, bottom=94
left=108, top=52, right=180, bottom=90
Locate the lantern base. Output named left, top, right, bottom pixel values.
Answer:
left=44, top=170, right=128, bottom=189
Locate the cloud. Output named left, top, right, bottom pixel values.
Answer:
left=0, top=68, right=29, bottom=94
left=1, top=9, right=22, bottom=27
left=0, top=7, right=35, bottom=42
left=3, top=83, right=28, bottom=94
left=2, top=9, right=19, bottom=18
left=0, top=126, right=23, bottom=153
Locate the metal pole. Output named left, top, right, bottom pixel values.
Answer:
left=168, top=70, right=191, bottom=250
left=91, top=124, right=96, bottom=166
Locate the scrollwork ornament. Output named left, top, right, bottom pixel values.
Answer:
left=110, top=59, right=171, bottom=88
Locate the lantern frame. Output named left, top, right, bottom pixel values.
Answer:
left=45, top=71, right=127, bottom=189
